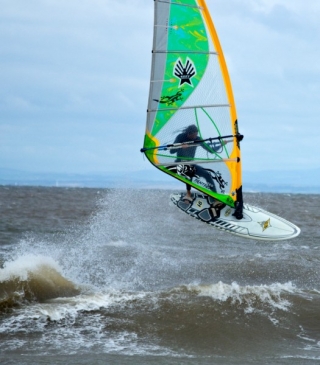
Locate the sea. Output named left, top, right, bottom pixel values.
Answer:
left=0, top=186, right=319, bottom=365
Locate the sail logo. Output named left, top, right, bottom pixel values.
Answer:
left=259, top=218, right=271, bottom=231
left=196, top=201, right=203, bottom=208
left=153, top=88, right=185, bottom=106
left=174, top=58, right=196, bottom=87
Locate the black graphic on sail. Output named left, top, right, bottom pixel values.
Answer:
left=174, top=58, right=196, bottom=87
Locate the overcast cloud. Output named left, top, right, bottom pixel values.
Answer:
left=0, top=0, right=319, bottom=174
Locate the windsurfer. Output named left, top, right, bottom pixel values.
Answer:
left=170, top=124, right=226, bottom=201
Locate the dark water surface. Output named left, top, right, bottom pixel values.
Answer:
left=0, top=186, right=320, bottom=364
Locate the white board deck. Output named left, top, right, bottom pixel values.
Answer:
left=170, top=193, right=300, bottom=241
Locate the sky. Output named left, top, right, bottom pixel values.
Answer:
left=1, top=0, right=319, bottom=175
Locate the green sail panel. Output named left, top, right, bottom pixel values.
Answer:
left=149, top=1, right=208, bottom=137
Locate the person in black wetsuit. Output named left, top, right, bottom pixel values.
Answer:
left=170, top=124, right=226, bottom=201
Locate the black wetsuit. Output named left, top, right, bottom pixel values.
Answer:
left=170, top=132, right=221, bottom=193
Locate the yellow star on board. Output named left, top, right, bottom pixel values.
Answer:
left=259, top=218, right=271, bottom=232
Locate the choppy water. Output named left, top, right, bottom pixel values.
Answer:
left=0, top=186, right=320, bottom=365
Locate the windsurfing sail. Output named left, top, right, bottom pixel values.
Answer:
left=141, top=0, right=243, bottom=213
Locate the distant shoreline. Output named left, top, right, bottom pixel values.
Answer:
left=0, top=168, right=319, bottom=194
left=0, top=183, right=319, bottom=195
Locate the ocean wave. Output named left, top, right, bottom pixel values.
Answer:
left=186, top=281, right=297, bottom=313
left=1, top=272, right=320, bottom=358
left=0, top=254, right=301, bottom=319
left=0, top=254, right=79, bottom=312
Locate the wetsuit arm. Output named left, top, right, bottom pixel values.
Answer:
left=170, top=135, right=183, bottom=154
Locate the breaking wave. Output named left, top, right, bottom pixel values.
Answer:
left=0, top=254, right=79, bottom=312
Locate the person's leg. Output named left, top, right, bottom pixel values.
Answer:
left=186, top=183, right=192, bottom=198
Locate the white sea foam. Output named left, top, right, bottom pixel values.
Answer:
left=0, top=254, right=62, bottom=282
left=36, top=290, right=148, bottom=321
left=188, top=281, right=297, bottom=312
left=282, top=355, right=320, bottom=361
left=0, top=289, right=186, bottom=358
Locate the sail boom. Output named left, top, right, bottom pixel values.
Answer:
left=158, top=140, right=233, bottom=151
left=141, top=134, right=239, bottom=152
left=148, top=104, right=230, bottom=113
